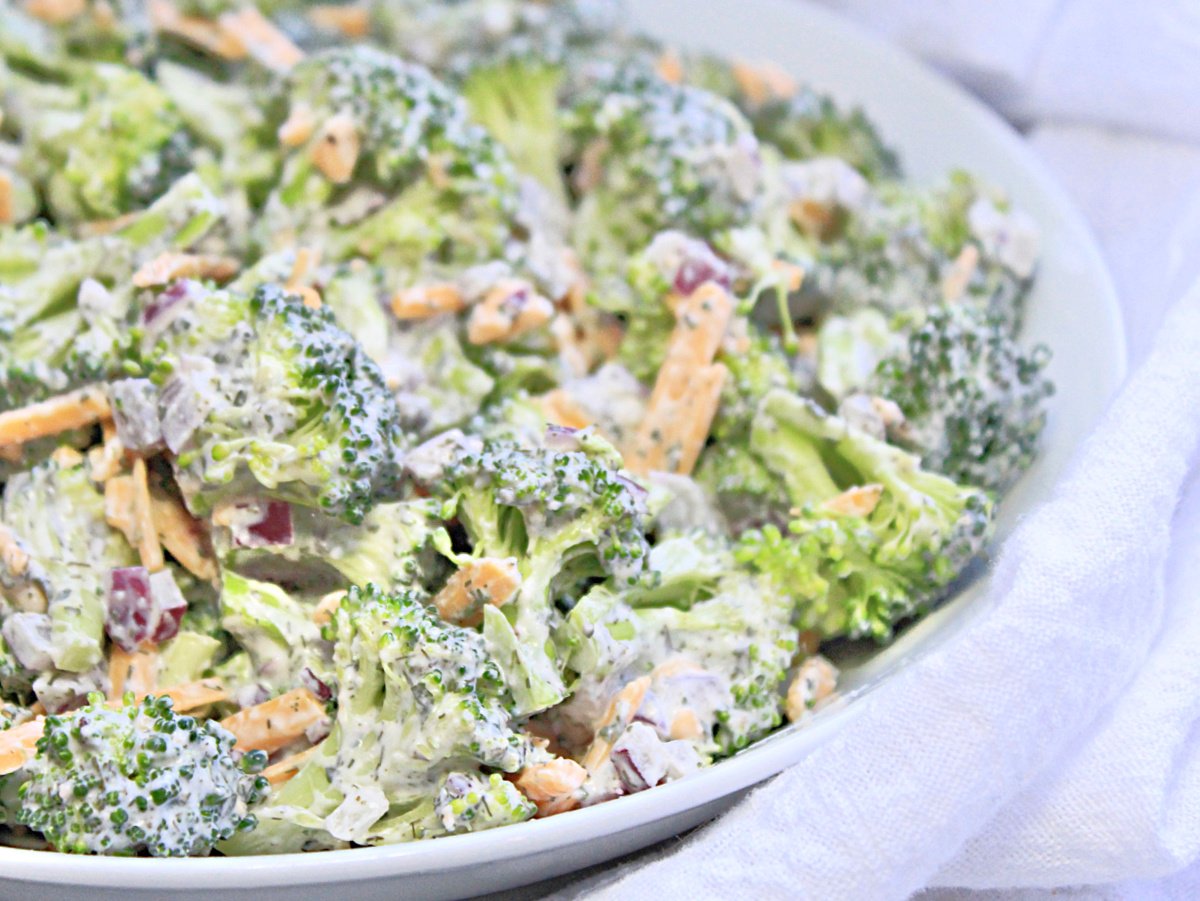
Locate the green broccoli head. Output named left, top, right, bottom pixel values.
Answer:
left=263, top=46, right=521, bottom=273
left=677, top=51, right=899, bottom=182
left=17, top=693, right=268, bottom=856
left=815, top=172, right=1039, bottom=334
left=872, top=304, right=1054, bottom=492
left=564, top=68, right=765, bottom=273
left=0, top=173, right=224, bottom=416
left=146, top=282, right=405, bottom=524
left=12, top=62, right=192, bottom=223
left=728, top=389, right=994, bottom=640
left=232, top=584, right=538, bottom=848
left=427, top=431, right=649, bottom=714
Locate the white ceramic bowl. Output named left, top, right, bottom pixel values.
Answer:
left=0, top=2, right=1126, bottom=898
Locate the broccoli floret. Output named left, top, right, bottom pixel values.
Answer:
left=1, top=457, right=138, bottom=674
left=430, top=432, right=649, bottom=715
left=564, top=68, right=765, bottom=273
left=730, top=389, right=994, bottom=640
left=225, top=584, right=536, bottom=850
left=0, top=173, right=224, bottom=416
left=262, top=46, right=521, bottom=275
left=679, top=51, right=899, bottom=182
left=6, top=62, right=191, bottom=222
left=815, top=308, right=904, bottom=402
left=872, top=304, right=1054, bottom=491
left=0, top=1, right=154, bottom=71
left=814, top=172, right=1039, bottom=334
left=16, top=693, right=267, bottom=856
left=145, top=282, right=405, bottom=523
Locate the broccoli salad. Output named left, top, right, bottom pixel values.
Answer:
left=0, top=0, right=1053, bottom=857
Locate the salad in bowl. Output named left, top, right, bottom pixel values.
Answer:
left=0, top=0, right=1052, bottom=858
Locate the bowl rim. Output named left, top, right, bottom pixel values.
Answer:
left=0, top=0, right=1126, bottom=888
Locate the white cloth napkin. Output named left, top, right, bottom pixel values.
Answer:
left=535, top=5, right=1200, bottom=898
left=548, top=284, right=1200, bottom=901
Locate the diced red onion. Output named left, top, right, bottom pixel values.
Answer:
left=159, top=357, right=218, bottom=455
left=108, top=379, right=165, bottom=454
left=610, top=722, right=671, bottom=794
left=544, top=424, right=581, bottom=451
left=230, top=500, right=294, bottom=548
left=105, top=566, right=154, bottom=652
left=614, top=474, right=649, bottom=505
left=142, top=279, right=196, bottom=326
left=673, top=256, right=732, bottom=296
left=148, top=569, right=188, bottom=644
left=300, top=666, right=332, bottom=702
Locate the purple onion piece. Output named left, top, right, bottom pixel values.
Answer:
left=148, top=569, right=188, bottom=644
left=614, top=474, right=649, bottom=504
left=673, top=254, right=733, bottom=297
left=611, top=746, right=652, bottom=793
left=105, top=566, right=154, bottom=652
left=544, top=424, right=581, bottom=451
left=232, top=500, right=294, bottom=548
left=142, top=279, right=196, bottom=326
left=300, top=666, right=332, bottom=702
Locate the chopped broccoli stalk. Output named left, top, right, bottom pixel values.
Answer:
left=219, top=572, right=324, bottom=696
left=1, top=458, right=137, bottom=672
left=872, top=304, right=1054, bottom=491
left=146, top=282, right=405, bottom=523
left=564, top=69, right=764, bottom=273
left=463, top=56, right=568, bottom=202
left=158, top=631, right=224, bottom=687
left=229, top=585, right=536, bottom=850
left=17, top=693, right=268, bottom=856
left=432, top=434, right=649, bottom=715
left=218, top=499, right=445, bottom=596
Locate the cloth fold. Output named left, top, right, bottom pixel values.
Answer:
left=550, top=286, right=1200, bottom=900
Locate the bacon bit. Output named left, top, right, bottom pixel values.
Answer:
left=131, top=458, right=165, bottom=573
left=307, top=4, right=369, bottom=38
left=278, top=104, right=317, bottom=149
left=655, top=49, right=684, bottom=84
left=132, top=252, right=240, bottom=288
left=821, top=483, right=884, bottom=518
left=312, top=590, right=346, bottom=627
left=220, top=687, right=328, bottom=754
left=786, top=655, right=839, bottom=723
left=731, top=59, right=797, bottom=106
left=217, top=6, right=304, bottom=72
left=148, top=487, right=217, bottom=582
left=513, top=757, right=588, bottom=818
left=309, top=113, right=360, bottom=184
left=0, top=171, right=12, bottom=225
left=148, top=0, right=246, bottom=59
left=433, top=558, right=521, bottom=627
left=0, top=718, right=44, bottom=776
left=581, top=676, right=651, bottom=773
left=0, top=387, right=110, bottom=449
left=23, top=0, right=86, bottom=24
left=391, top=282, right=465, bottom=319
left=626, top=283, right=735, bottom=476
left=108, top=646, right=160, bottom=702
left=466, top=280, right=555, bottom=345
left=537, top=388, right=593, bottom=431
left=941, top=244, right=980, bottom=302
left=263, top=745, right=320, bottom=786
